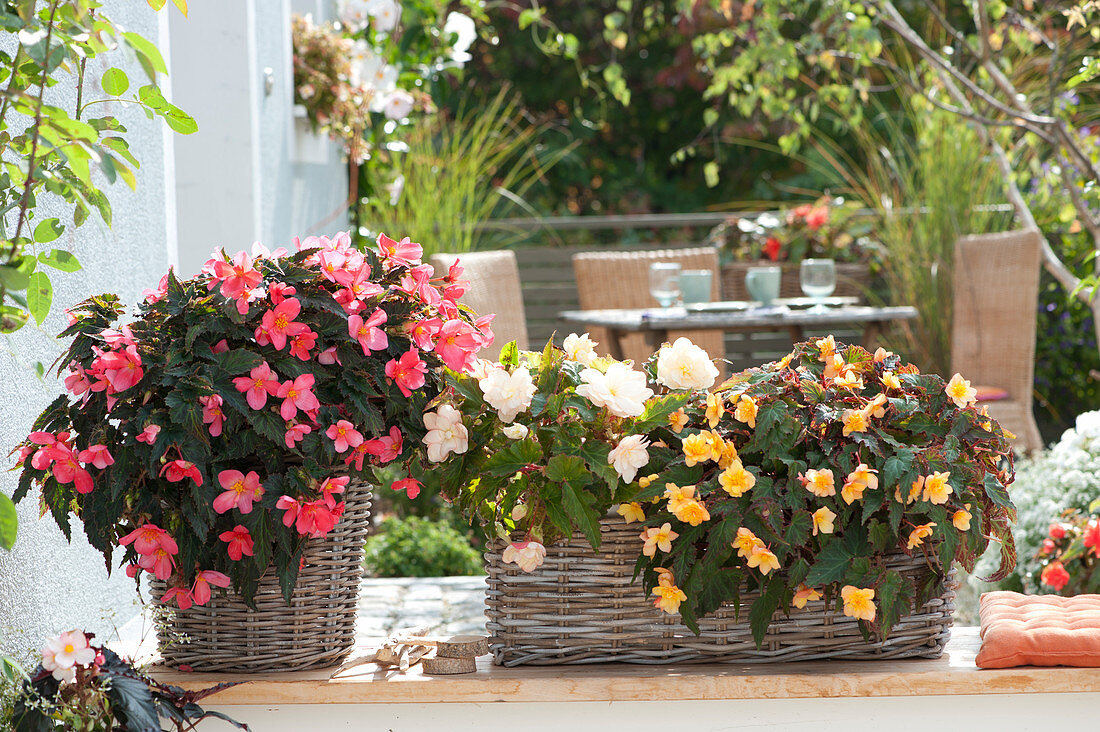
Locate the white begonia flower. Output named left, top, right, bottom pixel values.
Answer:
left=382, top=89, right=415, bottom=120
left=503, top=423, right=529, bottom=440
left=562, top=332, right=598, bottom=365
left=656, top=337, right=719, bottom=391
left=478, top=365, right=537, bottom=423
left=576, top=362, right=654, bottom=418
left=348, top=41, right=377, bottom=86
left=41, top=630, right=95, bottom=683
left=422, top=404, right=469, bottom=463
left=608, top=434, right=651, bottom=484
left=444, top=11, right=477, bottom=64
left=366, top=0, right=401, bottom=32
left=338, top=0, right=371, bottom=32
left=501, top=541, right=546, bottom=572
left=464, top=357, right=495, bottom=380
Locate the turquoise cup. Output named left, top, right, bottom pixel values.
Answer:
left=680, top=269, right=713, bottom=304
left=745, top=266, right=781, bottom=306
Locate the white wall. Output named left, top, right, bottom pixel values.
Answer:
left=0, top=2, right=176, bottom=663
left=170, top=0, right=348, bottom=276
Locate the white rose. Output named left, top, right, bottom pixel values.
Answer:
left=502, top=541, right=546, bottom=573
left=365, top=0, right=401, bottom=32
left=656, top=337, right=719, bottom=391
left=576, top=362, right=654, bottom=418
left=607, top=434, right=651, bottom=483
left=479, top=365, right=537, bottom=423
left=562, top=332, right=598, bottom=365
left=503, top=423, right=529, bottom=440
left=444, top=12, right=477, bottom=65
left=423, top=404, right=469, bottom=463
left=382, top=89, right=415, bottom=120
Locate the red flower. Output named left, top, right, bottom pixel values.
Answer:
left=392, top=477, right=422, bottom=499
left=1041, top=561, right=1070, bottom=591
left=1084, top=519, right=1100, bottom=558
left=219, top=526, right=255, bottom=561
left=763, top=237, right=782, bottom=261
left=805, top=205, right=829, bottom=229
left=1049, top=523, right=1067, bottom=540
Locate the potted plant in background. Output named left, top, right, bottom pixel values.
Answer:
left=709, top=198, right=882, bottom=301
left=13, top=232, right=487, bottom=672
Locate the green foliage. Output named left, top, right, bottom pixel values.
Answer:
left=12, top=639, right=242, bottom=731
left=362, top=515, right=483, bottom=577
left=15, top=239, right=477, bottom=606
left=0, top=493, right=15, bottom=550
left=359, top=89, right=569, bottom=257
left=0, top=0, right=195, bottom=333
left=638, top=339, right=1016, bottom=643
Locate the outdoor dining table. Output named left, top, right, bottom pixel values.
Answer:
left=558, top=297, right=919, bottom=360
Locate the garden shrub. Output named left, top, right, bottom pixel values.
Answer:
left=973, top=411, right=1100, bottom=593
left=363, top=516, right=484, bottom=578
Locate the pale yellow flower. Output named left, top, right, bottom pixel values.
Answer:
left=733, top=527, right=764, bottom=559
left=792, top=584, right=822, bottom=609
left=638, top=473, right=659, bottom=489
left=640, top=523, right=678, bottom=557
left=733, top=394, right=758, bottom=428
left=922, top=471, right=953, bottom=505
left=882, top=371, right=902, bottom=391
left=865, top=393, right=887, bottom=419
left=668, top=408, right=689, bottom=434
left=655, top=567, right=675, bottom=587
left=663, top=483, right=694, bottom=512
left=945, top=373, right=977, bottom=408
left=652, top=584, right=687, bottom=614
left=906, top=522, right=937, bottom=550
left=682, top=433, right=713, bottom=467
left=674, top=499, right=711, bottom=526
left=803, top=468, right=836, bottom=497
left=816, top=335, right=837, bottom=363
left=841, top=585, right=876, bottom=622
left=873, top=347, right=894, bottom=363
left=746, top=545, right=780, bottom=575
left=705, top=392, right=725, bottom=428
left=719, top=460, right=756, bottom=498
left=953, top=505, right=972, bottom=531
left=617, top=502, right=645, bottom=524
left=812, top=507, right=836, bottom=536
left=716, top=440, right=740, bottom=469
left=841, top=409, right=868, bottom=436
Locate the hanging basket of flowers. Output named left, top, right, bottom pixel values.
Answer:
left=15, top=231, right=487, bottom=672
left=423, top=335, right=1016, bottom=665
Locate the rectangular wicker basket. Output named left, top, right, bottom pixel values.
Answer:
left=485, top=516, right=955, bottom=666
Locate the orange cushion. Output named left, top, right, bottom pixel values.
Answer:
left=976, top=591, right=1100, bottom=668
left=974, top=385, right=1009, bottom=402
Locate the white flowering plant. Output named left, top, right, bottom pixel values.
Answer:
left=973, top=411, right=1100, bottom=593
left=412, top=335, right=697, bottom=567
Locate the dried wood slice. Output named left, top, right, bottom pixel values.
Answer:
left=435, top=635, right=489, bottom=659
left=421, top=655, right=477, bottom=675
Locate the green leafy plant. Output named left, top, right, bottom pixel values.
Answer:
left=1030, top=501, right=1100, bottom=595
left=359, top=89, right=569, bottom=256
left=362, top=515, right=483, bottom=577
left=13, top=232, right=487, bottom=610
left=10, top=628, right=244, bottom=731
left=709, top=197, right=881, bottom=265
left=415, top=336, right=695, bottom=555
left=0, top=0, right=195, bottom=332
left=0, top=492, right=15, bottom=550
left=632, top=338, right=1016, bottom=643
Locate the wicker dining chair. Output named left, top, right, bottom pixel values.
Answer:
left=430, top=250, right=528, bottom=361
left=950, top=229, right=1044, bottom=452
left=572, top=247, right=724, bottom=369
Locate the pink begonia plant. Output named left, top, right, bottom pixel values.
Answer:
left=14, top=231, right=487, bottom=607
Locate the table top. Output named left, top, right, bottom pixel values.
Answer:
left=148, top=627, right=1100, bottom=705
left=559, top=303, right=919, bottom=333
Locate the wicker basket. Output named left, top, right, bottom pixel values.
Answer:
left=485, top=516, right=955, bottom=666
left=152, top=480, right=372, bottom=673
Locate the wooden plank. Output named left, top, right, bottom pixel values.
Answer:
left=147, top=628, right=1100, bottom=706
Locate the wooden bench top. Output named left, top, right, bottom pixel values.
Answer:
left=148, top=627, right=1100, bottom=705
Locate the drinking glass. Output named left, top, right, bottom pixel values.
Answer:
left=800, top=258, right=836, bottom=312
left=648, top=262, right=682, bottom=308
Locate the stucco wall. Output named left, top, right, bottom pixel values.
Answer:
left=0, top=3, right=175, bottom=662
left=171, top=0, right=347, bottom=277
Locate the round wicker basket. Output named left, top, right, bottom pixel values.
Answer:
left=152, top=479, right=372, bottom=673
left=485, top=515, right=955, bottom=666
